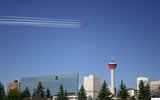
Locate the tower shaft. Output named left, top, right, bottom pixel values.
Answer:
left=108, top=58, right=117, bottom=95
left=111, top=69, right=115, bottom=95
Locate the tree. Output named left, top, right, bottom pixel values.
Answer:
left=138, top=80, right=145, bottom=100
left=21, top=87, right=31, bottom=98
left=46, top=88, right=51, bottom=98
left=32, top=82, right=45, bottom=97
left=64, top=90, right=69, bottom=100
left=144, top=84, right=151, bottom=100
left=96, top=81, right=112, bottom=100
left=117, top=81, right=129, bottom=100
left=0, top=82, right=5, bottom=100
left=78, top=85, right=87, bottom=100
left=56, top=85, right=65, bottom=100
left=7, top=88, right=21, bottom=100
left=138, top=80, right=151, bottom=100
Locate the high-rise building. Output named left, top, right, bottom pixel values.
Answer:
left=137, top=77, right=149, bottom=90
left=7, top=80, right=20, bottom=92
left=84, top=75, right=101, bottom=100
left=20, top=73, right=79, bottom=95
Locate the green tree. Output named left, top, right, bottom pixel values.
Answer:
left=32, top=82, right=45, bottom=97
left=21, top=87, right=30, bottom=99
left=138, top=80, right=145, bottom=100
left=96, top=81, right=112, bottom=100
left=138, top=80, right=151, bottom=100
left=78, top=85, right=87, bottom=100
left=46, top=88, right=51, bottom=98
left=0, top=82, right=5, bottom=100
left=64, top=90, right=69, bottom=100
left=7, top=88, right=21, bottom=100
left=117, top=81, right=129, bottom=100
left=56, top=85, right=65, bottom=100
left=144, top=84, right=151, bottom=100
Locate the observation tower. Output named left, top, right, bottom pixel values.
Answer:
left=108, top=58, right=117, bottom=95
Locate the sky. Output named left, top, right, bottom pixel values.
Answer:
left=0, top=0, right=160, bottom=90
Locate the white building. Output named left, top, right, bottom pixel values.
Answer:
left=127, top=88, right=137, bottom=97
left=84, top=75, right=102, bottom=100
left=137, top=77, right=149, bottom=90
left=150, top=80, right=160, bottom=90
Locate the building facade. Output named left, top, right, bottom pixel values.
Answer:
left=127, top=88, right=137, bottom=97
left=137, top=77, right=149, bottom=90
left=7, top=80, right=20, bottom=92
left=150, top=80, right=160, bottom=97
left=20, top=73, right=79, bottom=95
left=150, top=81, right=160, bottom=90
left=84, top=75, right=101, bottom=100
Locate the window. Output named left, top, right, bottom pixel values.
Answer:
left=55, top=76, right=58, bottom=80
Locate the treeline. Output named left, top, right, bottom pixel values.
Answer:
left=0, top=81, right=86, bottom=100
left=96, top=80, right=152, bottom=100
left=0, top=82, right=52, bottom=100
left=98, top=80, right=152, bottom=100
left=0, top=80, right=157, bottom=100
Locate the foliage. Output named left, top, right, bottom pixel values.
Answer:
left=32, top=82, right=45, bottom=97
left=117, top=81, right=129, bottom=100
left=7, top=88, right=21, bottom=100
left=144, top=84, right=151, bottom=100
left=46, top=88, right=51, bottom=98
left=78, top=85, right=87, bottom=100
left=64, top=90, right=69, bottom=100
left=138, top=80, right=145, bottom=100
left=56, top=85, right=69, bottom=100
left=138, top=80, right=151, bottom=100
left=0, top=82, right=5, bottom=100
left=96, top=80, right=112, bottom=100
left=21, top=87, right=31, bottom=99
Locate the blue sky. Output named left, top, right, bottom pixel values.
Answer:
left=0, top=0, right=160, bottom=90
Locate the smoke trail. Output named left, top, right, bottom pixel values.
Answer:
left=0, top=16, right=81, bottom=28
